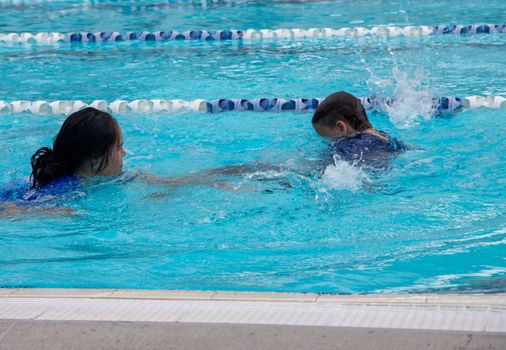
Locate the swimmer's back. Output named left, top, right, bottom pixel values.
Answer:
left=0, top=175, right=80, bottom=203
left=322, top=130, right=406, bottom=167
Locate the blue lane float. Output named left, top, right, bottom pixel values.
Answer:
left=1, top=24, right=505, bottom=44
left=0, top=96, right=504, bottom=115
left=65, top=30, right=244, bottom=42
left=205, top=96, right=468, bottom=116
left=206, top=98, right=322, bottom=112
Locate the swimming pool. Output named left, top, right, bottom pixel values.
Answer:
left=0, top=0, right=505, bottom=294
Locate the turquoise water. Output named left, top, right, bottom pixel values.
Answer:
left=0, top=0, right=505, bottom=32
left=0, top=0, right=505, bottom=293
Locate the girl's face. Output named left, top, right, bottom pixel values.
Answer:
left=97, top=126, right=126, bottom=176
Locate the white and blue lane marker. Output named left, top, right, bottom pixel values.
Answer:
left=1, top=24, right=505, bottom=44
left=0, top=96, right=504, bottom=115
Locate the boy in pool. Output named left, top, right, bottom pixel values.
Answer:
left=147, top=92, right=406, bottom=191
left=312, top=91, right=405, bottom=167
left=161, top=92, right=405, bottom=183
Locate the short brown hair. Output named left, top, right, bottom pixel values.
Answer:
left=312, top=91, right=372, bottom=131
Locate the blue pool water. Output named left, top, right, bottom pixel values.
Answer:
left=0, top=0, right=505, bottom=293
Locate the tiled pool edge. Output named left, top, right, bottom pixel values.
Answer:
left=0, top=289, right=505, bottom=334
left=1, top=288, right=506, bottom=305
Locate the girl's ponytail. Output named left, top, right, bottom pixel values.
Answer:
left=30, top=147, right=68, bottom=188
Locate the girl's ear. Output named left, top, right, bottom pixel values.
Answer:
left=335, top=120, right=348, bottom=133
left=90, top=157, right=102, bottom=172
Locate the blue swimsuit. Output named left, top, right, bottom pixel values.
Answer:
left=0, top=175, right=80, bottom=204
left=321, top=131, right=406, bottom=167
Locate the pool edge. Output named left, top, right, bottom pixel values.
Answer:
left=0, top=289, right=505, bottom=331
left=1, top=288, right=506, bottom=306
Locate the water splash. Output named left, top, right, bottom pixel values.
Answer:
left=362, top=48, right=436, bottom=129
left=385, top=67, right=435, bottom=128
left=319, top=158, right=369, bottom=192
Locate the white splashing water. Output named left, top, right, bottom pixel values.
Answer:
left=319, top=158, right=369, bottom=191
left=385, top=67, right=435, bottom=128
left=363, top=50, right=436, bottom=129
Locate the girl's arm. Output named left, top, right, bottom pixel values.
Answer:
left=138, top=163, right=284, bottom=187
left=0, top=202, right=78, bottom=218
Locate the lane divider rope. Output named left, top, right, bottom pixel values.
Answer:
left=1, top=0, right=248, bottom=4
left=1, top=24, right=505, bottom=44
left=0, top=96, right=504, bottom=115
left=1, top=0, right=251, bottom=6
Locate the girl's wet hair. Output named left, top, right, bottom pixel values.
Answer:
left=31, top=107, right=119, bottom=188
left=312, top=91, right=372, bottom=131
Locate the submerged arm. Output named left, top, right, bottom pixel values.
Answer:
left=139, top=163, right=286, bottom=189
left=0, top=202, right=79, bottom=218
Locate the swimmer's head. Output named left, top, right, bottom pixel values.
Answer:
left=31, top=107, right=126, bottom=188
left=312, top=91, right=372, bottom=138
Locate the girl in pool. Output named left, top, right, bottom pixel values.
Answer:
left=0, top=107, right=258, bottom=216
left=31, top=107, right=126, bottom=187
left=0, top=107, right=125, bottom=216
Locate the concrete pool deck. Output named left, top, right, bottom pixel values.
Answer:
left=0, top=289, right=505, bottom=349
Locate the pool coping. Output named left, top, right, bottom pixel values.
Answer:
left=0, top=288, right=505, bottom=334
left=0, top=288, right=505, bottom=305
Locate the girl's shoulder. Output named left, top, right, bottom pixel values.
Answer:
left=0, top=175, right=80, bottom=203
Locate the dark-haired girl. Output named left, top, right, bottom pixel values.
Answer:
left=0, top=107, right=295, bottom=217
left=0, top=107, right=126, bottom=216
left=0, top=106, right=253, bottom=216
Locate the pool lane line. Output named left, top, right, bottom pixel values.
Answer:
left=0, top=24, right=505, bottom=44
left=0, top=0, right=305, bottom=6
left=0, top=96, right=504, bottom=115
left=1, top=0, right=306, bottom=8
